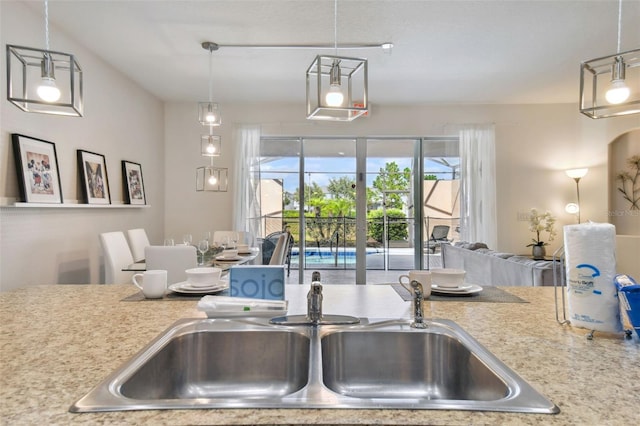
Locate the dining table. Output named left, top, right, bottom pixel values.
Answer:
left=122, top=246, right=260, bottom=273
left=209, top=247, right=260, bottom=271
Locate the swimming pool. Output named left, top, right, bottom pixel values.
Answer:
left=290, top=248, right=378, bottom=265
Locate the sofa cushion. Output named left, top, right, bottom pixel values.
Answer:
left=490, top=252, right=515, bottom=259
left=454, top=241, right=489, bottom=250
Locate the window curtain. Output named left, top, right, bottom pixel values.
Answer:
left=459, top=124, right=497, bottom=249
left=233, top=125, right=262, bottom=244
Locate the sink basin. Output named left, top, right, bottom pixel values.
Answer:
left=121, top=329, right=309, bottom=400
left=71, top=317, right=558, bottom=414
left=71, top=318, right=312, bottom=412
left=322, top=330, right=508, bottom=401
left=319, top=320, right=558, bottom=413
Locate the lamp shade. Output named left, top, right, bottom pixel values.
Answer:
left=565, top=168, right=589, bottom=179
left=565, top=203, right=580, bottom=214
left=6, top=45, right=83, bottom=116
left=306, top=55, right=368, bottom=121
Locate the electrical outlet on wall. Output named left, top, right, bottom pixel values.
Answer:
left=517, top=211, right=531, bottom=221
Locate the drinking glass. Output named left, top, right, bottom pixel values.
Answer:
left=231, top=232, right=239, bottom=249
left=220, top=236, right=229, bottom=250
left=197, top=239, right=209, bottom=266
left=163, top=238, right=175, bottom=246
left=182, top=234, right=193, bottom=246
left=203, top=231, right=212, bottom=246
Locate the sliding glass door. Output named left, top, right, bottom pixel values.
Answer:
left=257, top=136, right=459, bottom=284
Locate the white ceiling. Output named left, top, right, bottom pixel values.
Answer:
left=26, top=0, right=640, bottom=105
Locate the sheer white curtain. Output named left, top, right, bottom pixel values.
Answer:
left=233, top=125, right=262, bottom=243
left=459, top=124, right=497, bottom=249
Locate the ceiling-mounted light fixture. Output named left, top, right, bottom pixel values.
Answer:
left=580, top=0, right=639, bottom=118
left=6, top=0, right=83, bottom=116
left=196, top=158, right=228, bottom=192
left=201, top=132, right=222, bottom=157
left=306, top=0, right=368, bottom=121
left=198, top=41, right=222, bottom=126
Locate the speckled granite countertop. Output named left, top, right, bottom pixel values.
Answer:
left=1, top=284, right=638, bottom=425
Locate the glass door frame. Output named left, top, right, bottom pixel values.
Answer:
left=259, top=135, right=458, bottom=284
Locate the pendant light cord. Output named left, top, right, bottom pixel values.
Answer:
left=44, top=0, right=50, bottom=51
left=208, top=47, right=213, bottom=103
left=616, top=0, right=622, bottom=53
left=333, top=0, right=338, bottom=56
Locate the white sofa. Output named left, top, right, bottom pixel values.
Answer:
left=441, top=242, right=561, bottom=287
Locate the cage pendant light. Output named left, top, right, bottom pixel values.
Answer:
left=201, top=127, right=221, bottom=157
left=196, top=158, right=228, bottom=192
left=6, top=0, right=83, bottom=116
left=580, top=0, right=640, bottom=119
left=198, top=42, right=222, bottom=126
left=306, top=0, right=368, bottom=121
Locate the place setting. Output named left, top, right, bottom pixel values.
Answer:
left=214, top=249, right=243, bottom=262
left=429, top=269, right=483, bottom=296
left=168, top=267, right=229, bottom=295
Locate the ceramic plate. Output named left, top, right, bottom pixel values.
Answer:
left=169, top=281, right=229, bottom=294
left=215, top=255, right=243, bottom=261
left=431, top=284, right=483, bottom=296
left=237, top=248, right=256, bottom=255
left=431, top=284, right=474, bottom=292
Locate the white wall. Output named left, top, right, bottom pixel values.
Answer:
left=0, top=1, right=165, bottom=290
left=164, top=102, right=639, bottom=258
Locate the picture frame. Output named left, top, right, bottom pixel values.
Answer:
left=11, top=133, right=63, bottom=204
left=77, top=150, right=111, bottom=205
left=122, top=160, right=146, bottom=205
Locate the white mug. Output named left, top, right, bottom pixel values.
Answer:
left=132, top=270, right=167, bottom=299
left=398, top=270, right=432, bottom=298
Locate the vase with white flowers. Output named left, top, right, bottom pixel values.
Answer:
left=526, top=208, right=557, bottom=260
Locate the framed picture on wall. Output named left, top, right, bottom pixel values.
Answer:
left=122, top=160, right=146, bottom=205
left=11, top=133, right=63, bottom=204
left=77, top=150, right=111, bottom=205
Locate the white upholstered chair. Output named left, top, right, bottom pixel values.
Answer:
left=99, top=231, right=135, bottom=284
left=126, top=228, right=150, bottom=263
left=269, top=233, right=289, bottom=266
left=145, top=245, right=197, bottom=285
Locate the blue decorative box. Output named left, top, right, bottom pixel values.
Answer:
left=229, top=265, right=285, bottom=300
left=614, top=274, right=640, bottom=338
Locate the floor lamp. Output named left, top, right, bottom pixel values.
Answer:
left=565, top=168, right=588, bottom=223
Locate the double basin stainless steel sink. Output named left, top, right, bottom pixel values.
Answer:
left=70, top=317, right=558, bottom=413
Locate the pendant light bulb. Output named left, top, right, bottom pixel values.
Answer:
left=37, top=54, right=60, bottom=102
left=208, top=174, right=218, bottom=185
left=326, top=85, right=344, bottom=107
left=325, top=60, right=343, bottom=107
left=606, top=79, right=630, bottom=104
left=205, top=104, right=216, bottom=123
left=206, top=142, right=216, bottom=154
left=37, top=77, right=61, bottom=102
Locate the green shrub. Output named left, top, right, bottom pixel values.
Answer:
left=367, top=209, right=408, bottom=242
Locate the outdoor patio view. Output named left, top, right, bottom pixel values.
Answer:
left=255, top=137, right=460, bottom=284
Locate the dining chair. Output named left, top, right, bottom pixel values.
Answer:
left=99, top=231, right=135, bottom=284
left=269, top=233, right=289, bottom=266
left=145, top=245, right=197, bottom=285
left=126, top=228, right=150, bottom=263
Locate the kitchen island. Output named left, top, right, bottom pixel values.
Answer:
left=1, top=284, right=637, bottom=425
